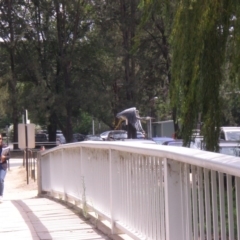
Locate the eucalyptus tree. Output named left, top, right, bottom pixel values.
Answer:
left=0, top=0, right=31, bottom=148
left=12, top=0, right=97, bottom=142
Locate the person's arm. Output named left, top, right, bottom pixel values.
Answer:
left=1, top=147, right=10, bottom=162
left=1, top=155, right=7, bottom=163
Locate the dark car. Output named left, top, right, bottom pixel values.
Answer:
left=35, top=133, right=48, bottom=149
left=35, top=133, right=48, bottom=143
left=72, top=133, right=85, bottom=142
left=162, top=140, right=184, bottom=147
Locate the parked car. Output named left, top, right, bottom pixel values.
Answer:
left=84, top=135, right=103, bottom=141
left=197, top=138, right=240, bottom=157
left=123, top=139, right=156, bottom=144
left=218, top=141, right=240, bottom=157
left=220, top=126, right=240, bottom=141
left=137, top=131, right=145, bottom=139
left=100, top=131, right=111, bottom=140
left=35, top=133, right=48, bottom=143
left=152, top=137, right=174, bottom=144
left=72, top=133, right=85, bottom=142
left=101, top=130, right=145, bottom=140
left=162, top=139, right=184, bottom=147
left=103, top=130, right=128, bottom=141
left=35, top=133, right=48, bottom=149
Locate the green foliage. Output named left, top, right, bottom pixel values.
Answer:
left=170, top=0, right=235, bottom=150
left=4, top=0, right=240, bottom=149
left=135, top=0, right=176, bottom=121
left=138, top=0, right=240, bottom=150
left=72, top=110, right=92, bottom=135
left=0, top=116, right=11, bottom=134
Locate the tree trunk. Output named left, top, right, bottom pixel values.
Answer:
left=7, top=1, right=18, bottom=149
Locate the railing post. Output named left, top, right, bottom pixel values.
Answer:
left=61, top=148, right=66, bottom=199
left=37, top=151, right=42, bottom=196
left=109, top=149, right=121, bottom=235
left=164, top=159, right=184, bottom=240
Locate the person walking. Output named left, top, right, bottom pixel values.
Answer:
left=0, top=134, right=10, bottom=203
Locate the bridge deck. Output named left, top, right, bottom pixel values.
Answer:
left=1, top=198, right=110, bottom=240
left=0, top=160, right=110, bottom=240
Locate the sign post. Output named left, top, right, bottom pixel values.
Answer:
left=18, top=110, right=35, bottom=184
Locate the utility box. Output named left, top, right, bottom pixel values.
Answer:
left=152, top=120, right=175, bottom=138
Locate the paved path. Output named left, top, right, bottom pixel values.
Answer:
left=0, top=161, right=110, bottom=240
left=0, top=198, right=109, bottom=240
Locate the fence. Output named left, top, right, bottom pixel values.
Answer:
left=38, top=141, right=240, bottom=240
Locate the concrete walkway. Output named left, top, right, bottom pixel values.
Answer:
left=0, top=198, right=109, bottom=240
left=0, top=160, right=110, bottom=240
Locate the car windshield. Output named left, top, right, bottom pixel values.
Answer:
left=101, top=131, right=110, bottom=136
left=225, top=131, right=240, bottom=141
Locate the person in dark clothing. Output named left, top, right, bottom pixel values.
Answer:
left=0, top=134, right=10, bottom=203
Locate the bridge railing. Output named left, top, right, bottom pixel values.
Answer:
left=38, top=141, right=240, bottom=240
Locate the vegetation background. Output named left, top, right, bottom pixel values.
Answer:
left=0, top=0, right=239, bottom=151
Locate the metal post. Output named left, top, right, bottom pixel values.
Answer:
left=25, top=109, right=29, bottom=184
left=92, top=117, right=95, bottom=135
left=6, top=125, right=8, bottom=146
left=149, top=96, right=158, bottom=139
left=149, top=118, right=152, bottom=139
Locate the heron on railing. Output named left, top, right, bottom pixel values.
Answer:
left=116, top=107, right=147, bottom=139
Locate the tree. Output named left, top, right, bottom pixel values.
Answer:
left=170, top=0, right=235, bottom=151
left=12, top=0, right=96, bottom=142
left=140, top=1, right=240, bottom=150
left=92, top=0, right=174, bottom=129
left=137, top=0, right=179, bottom=131
left=0, top=1, right=30, bottom=148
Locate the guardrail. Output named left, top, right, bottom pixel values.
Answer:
left=9, top=141, right=58, bottom=149
left=38, top=141, right=240, bottom=240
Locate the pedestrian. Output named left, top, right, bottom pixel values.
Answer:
left=0, top=134, right=10, bottom=203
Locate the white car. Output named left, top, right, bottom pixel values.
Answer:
left=218, top=141, right=240, bottom=157
left=220, top=126, right=240, bottom=141
left=100, top=130, right=127, bottom=141
left=100, top=131, right=111, bottom=140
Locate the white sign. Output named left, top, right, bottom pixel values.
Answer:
left=18, top=124, right=35, bottom=148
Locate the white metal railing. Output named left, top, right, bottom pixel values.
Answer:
left=38, top=141, right=240, bottom=240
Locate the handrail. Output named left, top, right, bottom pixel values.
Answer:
left=10, top=141, right=58, bottom=148
left=38, top=141, right=240, bottom=240
left=43, top=141, right=240, bottom=178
